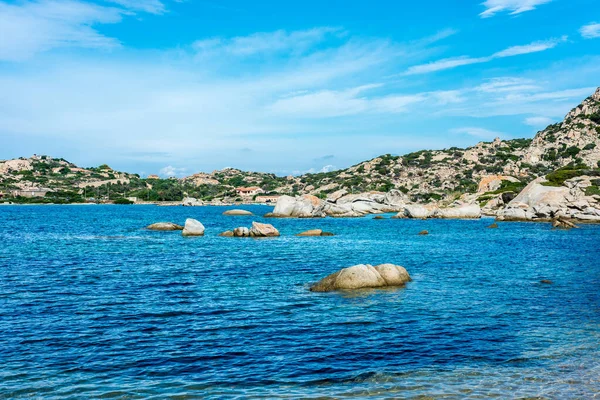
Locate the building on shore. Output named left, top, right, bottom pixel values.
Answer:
left=235, top=186, right=264, bottom=197
left=255, top=195, right=281, bottom=203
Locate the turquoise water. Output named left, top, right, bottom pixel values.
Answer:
left=1, top=205, right=599, bottom=399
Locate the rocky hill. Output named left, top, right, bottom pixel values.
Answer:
left=1, top=88, right=599, bottom=205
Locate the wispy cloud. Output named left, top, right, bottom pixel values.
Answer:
left=106, top=0, right=166, bottom=14
left=450, top=127, right=506, bottom=139
left=192, top=27, right=343, bottom=57
left=580, top=23, right=600, bottom=39
left=524, top=116, right=554, bottom=126
left=404, top=36, right=566, bottom=75
left=159, top=165, right=187, bottom=177
left=0, top=0, right=123, bottom=61
left=480, top=0, right=552, bottom=18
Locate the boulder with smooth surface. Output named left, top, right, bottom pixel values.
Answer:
left=147, top=222, right=184, bottom=231
left=182, top=218, right=205, bottom=236
left=223, top=209, right=254, bottom=216
left=249, top=222, right=280, bottom=237
left=310, top=264, right=411, bottom=292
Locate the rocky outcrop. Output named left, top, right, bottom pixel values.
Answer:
left=296, top=229, right=335, bottom=237
left=146, top=222, right=184, bottom=231
left=497, top=176, right=600, bottom=222
left=435, top=204, right=481, bottom=219
left=223, top=209, right=254, bottom=216
left=267, top=194, right=326, bottom=218
left=182, top=218, right=205, bottom=236
left=310, top=264, right=411, bottom=292
left=233, top=227, right=250, bottom=237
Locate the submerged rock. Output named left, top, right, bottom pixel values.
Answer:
left=418, top=230, right=429, bottom=235
left=182, top=218, right=205, bottom=236
left=296, top=229, right=335, bottom=237
left=310, top=264, right=411, bottom=292
left=540, top=279, right=554, bottom=284
left=223, top=209, right=253, bottom=216
left=552, top=218, right=578, bottom=229
left=488, top=223, right=499, bottom=229
left=373, top=215, right=386, bottom=220
left=147, top=222, right=184, bottom=231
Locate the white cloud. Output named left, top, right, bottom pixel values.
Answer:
left=0, top=0, right=124, bottom=61
left=405, top=37, right=565, bottom=75
left=193, top=27, right=343, bottom=56
left=450, top=127, right=506, bottom=139
left=475, top=77, right=540, bottom=93
left=106, top=0, right=165, bottom=14
left=159, top=165, right=187, bottom=177
left=580, top=23, right=600, bottom=39
left=320, top=164, right=336, bottom=173
left=524, top=116, right=553, bottom=126
left=480, top=0, right=552, bottom=18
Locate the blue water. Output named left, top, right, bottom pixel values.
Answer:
left=1, top=205, right=599, bottom=399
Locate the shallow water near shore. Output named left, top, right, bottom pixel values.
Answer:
left=1, top=204, right=599, bottom=399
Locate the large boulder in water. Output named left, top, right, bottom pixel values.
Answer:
left=249, top=222, right=280, bottom=237
left=182, top=218, right=205, bottom=236
left=223, top=209, right=254, bottom=216
left=233, top=227, right=250, bottom=237
left=147, top=222, right=184, bottom=231
left=310, top=264, right=411, bottom=292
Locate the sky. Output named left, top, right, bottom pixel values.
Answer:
left=0, top=0, right=599, bottom=177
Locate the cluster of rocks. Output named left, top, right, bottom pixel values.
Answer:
left=310, top=264, right=411, bottom=292
left=497, top=176, right=600, bottom=222
left=147, top=219, right=205, bottom=236
left=220, top=222, right=280, bottom=237
left=267, top=191, right=481, bottom=219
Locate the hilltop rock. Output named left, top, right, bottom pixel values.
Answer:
left=223, top=209, right=253, bottom=216
left=147, top=222, right=184, bottom=231
left=182, top=218, right=205, bottom=236
left=310, top=264, right=410, bottom=292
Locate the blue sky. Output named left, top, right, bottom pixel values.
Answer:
left=0, top=0, right=599, bottom=177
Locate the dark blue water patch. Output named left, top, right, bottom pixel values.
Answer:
left=0, top=204, right=599, bottom=398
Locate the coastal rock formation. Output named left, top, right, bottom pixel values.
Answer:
left=268, top=194, right=326, bottom=218
left=310, top=264, right=411, bottom=292
left=182, top=218, right=205, bottom=236
left=147, top=222, right=184, bottom=231
left=497, top=176, right=600, bottom=222
left=182, top=197, right=202, bottom=206
left=403, top=204, right=434, bottom=219
left=249, top=222, right=280, bottom=237
left=223, top=209, right=254, bottom=216
left=435, top=204, right=481, bottom=219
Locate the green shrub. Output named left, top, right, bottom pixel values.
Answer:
left=113, top=198, right=133, bottom=205
left=543, top=165, right=600, bottom=187
left=585, top=186, right=600, bottom=196
left=583, top=143, right=596, bottom=150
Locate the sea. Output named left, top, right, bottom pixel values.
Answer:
left=1, top=204, right=599, bottom=399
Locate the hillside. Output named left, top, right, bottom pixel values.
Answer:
left=1, top=88, right=599, bottom=204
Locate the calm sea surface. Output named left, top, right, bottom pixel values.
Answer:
left=1, top=205, right=599, bottom=399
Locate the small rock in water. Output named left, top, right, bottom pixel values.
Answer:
left=540, top=279, right=553, bottom=284
left=418, top=230, right=429, bottom=235
left=219, top=230, right=234, bottom=237
left=320, top=232, right=335, bottom=236
left=296, top=229, right=334, bottom=237
left=373, top=215, right=386, bottom=220
left=182, top=218, right=205, bottom=236
left=223, top=209, right=254, bottom=216
left=552, top=218, right=578, bottom=229
left=488, top=223, right=499, bottom=229
left=147, top=222, right=184, bottom=231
